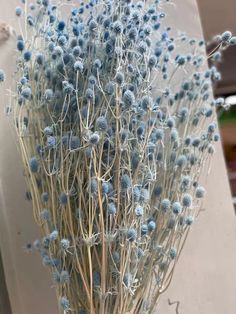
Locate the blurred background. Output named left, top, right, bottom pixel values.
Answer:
left=198, top=0, right=236, bottom=213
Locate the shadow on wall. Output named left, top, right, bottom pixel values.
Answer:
left=0, top=251, right=12, bottom=314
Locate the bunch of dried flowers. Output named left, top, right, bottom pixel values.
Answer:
left=6, top=0, right=235, bottom=313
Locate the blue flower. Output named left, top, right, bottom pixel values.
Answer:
left=112, top=21, right=123, bottom=35
left=89, top=133, right=100, bottom=145
left=36, top=53, right=44, bottom=65
left=47, top=136, right=56, bottom=148
left=29, top=157, right=39, bottom=173
left=85, top=88, right=94, bottom=100
left=167, top=117, right=175, bottom=128
left=40, top=209, right=50, bottom=221
left=121, top=174, right=131, bottom=190
left=60, top=239, right=70, bottom=250
left=127, top=228, right=137, bottom=242
left=21, top=87, right=32, bottom=99
left=115, top=72, right=124, bottom=85
left=132, top=186, right=140, bottom=202
left=41, top=192, right=49, bottom=203
left=123, top=90, right=135, bottom=107
left=60, top=271, right=70, bottom=284
left=182, top=194, right=192, bottom=207
left=176, top=155, right=187, bottom=168
left=96, top=116, right=108, bottom=131
left=72, top=46, right=81, bottom=57
left=153, top=186, right=162, bottom=197
left=23, top=51, right=32, bottom=61
left=59, top=192, right=68, bottom=205
left=58, top=35, right=67, bottom=46
left=148, top=55, right=157, bottom=68
left=229, top=37, right=236, bottom=45
left=89, top=20, right=97, bottom=32
left=169, top=248, right=177, bottom=260
left=123, top=273, right=132, bottom=287
left=74, top=61, right=83, bottom=72
left=141, top=224, right=148, bottom=236
left=17, top=40, right=25, bottom=51
left=60, top=297, right=70, bottom=312
left=221, top=31, right=232, bottom=42
left=49, top=230, right=58, bottom=241
left=195, top=186, right=205, bottom=198
left=135, top=206, right=144, bottom=217
left=148, top=221, right=156, bottom=232
left=58, top=20, right=66, bottom=31
left=108, top=202, right=116, bottom=215
left=69, top=136, right=80, bottom=150
left=15, top=7, right=22, bottom=17
left=161, top=199, right=170, bottom=211
left=105, top=82, right=115, bottom=95
left=0, top=69, right=5, bottom=82
left=176, top=55, right=186, bottom=66
left=172, top=202, right=182, bottom=214
left=185, top=216, right=194, bottom=225
left=208, top=123, right=216, bottom=134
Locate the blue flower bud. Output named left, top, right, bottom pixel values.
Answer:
left=182, top=194, right=192, bottom=207
left=74, top=60, right=83, bottom=72
left=96, top=116, right=108, bottom=131
left=60, top=297, right=70, bottom=312
left=195, top=186, right=205, bottom=198
left=36, top=53, right=44, bottom=65
left=169, top=248, right=177, bottom=260
left=123, top=90, right=135, bottom=107
left=89, top=133, right=100, bottom=145
left=58, top=20, right=66, bottom=31
left=59, top=192, right=68, bottom=205
left=40, top=209, right=50, bottom=221
left=112, top=21, right=123, bottom=35
left=121, top=174, right=131, bottom=190
left=21, top=87, right=32, bottom=99
left=127, top=228, right=137, bottom=242
left=15, top=7, right=22, bottom=16
left=41, top=192, right=49, bottom=203
left=49, top=230, right=58, bottom=241
left=141, top=224, right=148, bottom=236
left=60, top=239, right=70, bottom=250
left=60, top=271, right=70, bottom=284
left=23, top=51, right=32, bottom=61
left=17, top=40, right=25, bottom=51
left=185, top=216, right=194, bottom=225
left=161, top=199, right=170, bottom=211
left=176, top=155, right=187, bottom=168
left=221, top=31, right=232, bottom=42
left=115, top=72, right=124, bottom=85
left=29, top=157, right=39, bottom=172
left=172, top=202, right=182, bottom=214
left=0, top=69, right=5, bottom=82
left=135, top=206, right=144, bottom=217
left=148, top=221, right=156, bottom=232
left=108, top=202, right=116, bottom=215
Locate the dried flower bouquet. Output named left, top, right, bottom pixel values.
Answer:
left=1, top=0, right=234, bottom=313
